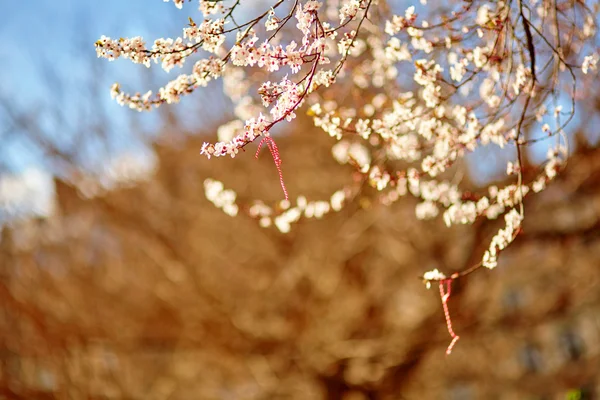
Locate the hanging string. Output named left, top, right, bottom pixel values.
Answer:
left=256, top=136, right=288, bottom=200
left=439, top=280, right=460, bottom=355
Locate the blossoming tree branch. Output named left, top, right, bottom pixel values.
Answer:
left=96, top=0, right=599, bottom=353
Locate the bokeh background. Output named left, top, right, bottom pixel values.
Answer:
left=1, top=1, right=600, bottom=399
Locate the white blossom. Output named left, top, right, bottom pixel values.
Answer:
left=582, top=54, right=599, bottom=74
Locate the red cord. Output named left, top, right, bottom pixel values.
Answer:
left=255, top=136, right=288, bottom=200
left=439, top=280, right=460, bottom=355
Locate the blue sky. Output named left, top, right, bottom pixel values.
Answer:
left=2, top=1, right=184, bottom=100
left=0, top=1, right=203, bottom=221
left=0, top=1, right=202, bottom=171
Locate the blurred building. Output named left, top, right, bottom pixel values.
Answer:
left=1, top=131, right=600, bottom=399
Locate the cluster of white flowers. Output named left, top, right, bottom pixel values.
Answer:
left=482, top=209, right=523, bottom=269
left=104, top=56, right=225, bottom=111
left=200, top=113, right=268, bottom=159
left=203, top=179, right=238, bottom=217
left=582, top=14, right=596, bottom=38
left=96, top=36, right=151, bottom=65
left=183, top=18, right=226, bottom=53
left=246, top=190, right=347, bottom=233
left=339, top=0, right=364, bottom=23
left=332, top=141, right=371, bottom=170
left=513, top=64, right=533, bottom=95
left=582, top=53, right=599, bottom=74
left=385, top=6, right=417, bottom=35
left=423, top=269, right=446, bottom=289
left=544, top=144, right=568, bottom=181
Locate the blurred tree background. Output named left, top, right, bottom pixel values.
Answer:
left=1, top=1, right=600, bottom=399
